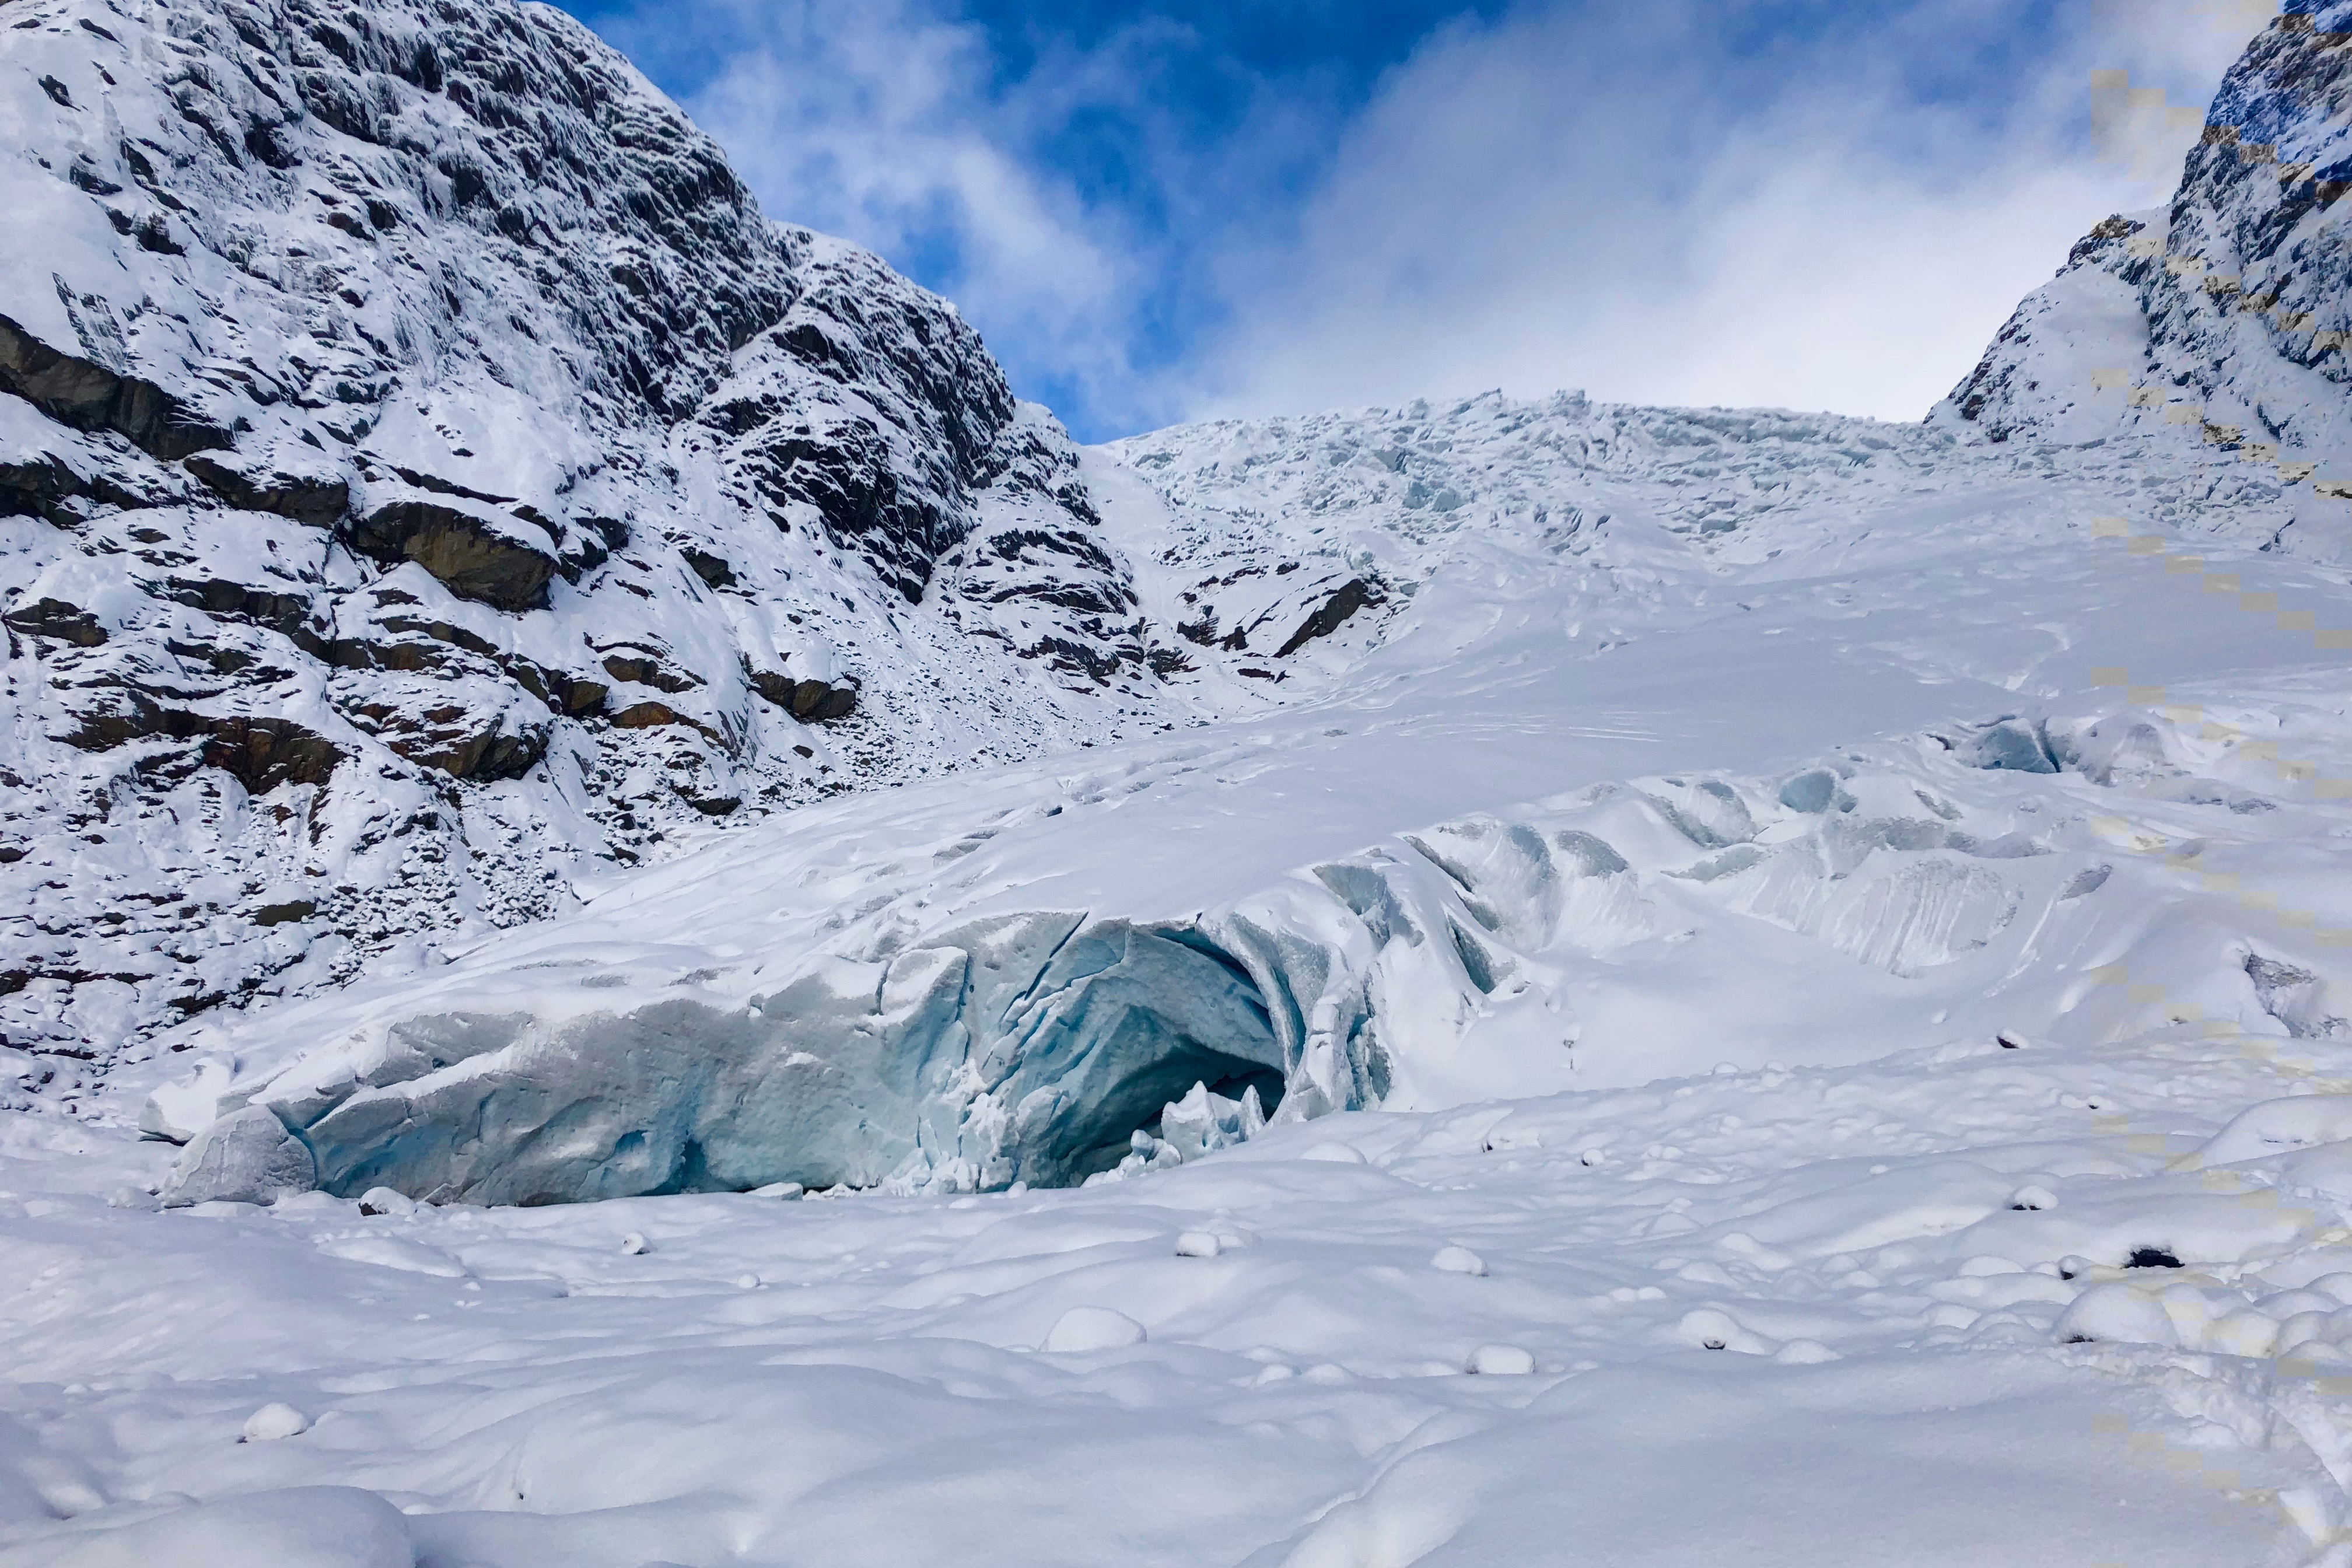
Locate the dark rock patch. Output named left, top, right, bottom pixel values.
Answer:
left=3, top=597, right=107, bottom=646
left=347, top=501, right=556, bottom=611
left=1275, top=577, right=1382, bottom=658
left=0, top=313, right=230, bottom=461
left=748, top=670, right=857, bottom=722
left=601, top=652, right=700, bottom=693
left=681, top=547, right=736, bottom=589
left=60, top=691, right=342, bottom=793
left=184, top=453, right=349, bottom=527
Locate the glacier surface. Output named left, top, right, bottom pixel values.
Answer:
left=6, top=2, right=2352, bottom=1566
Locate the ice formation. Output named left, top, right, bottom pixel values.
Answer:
left=4, top=1, right=2352, bottom=1564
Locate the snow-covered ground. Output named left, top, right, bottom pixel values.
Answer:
left=12, top=409, right=2352, bottom=1561
left=9, top=1012, right=2352, bottom=1565
left=8, top=0, right=2352, bottom=1562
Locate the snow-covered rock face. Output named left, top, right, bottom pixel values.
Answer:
left=0, top=0, right=1171, bottom=1062
left=1935, top=4, right=2352, bottom=478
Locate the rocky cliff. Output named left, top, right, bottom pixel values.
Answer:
left=1933, top=3, right=2351, bottom=522
left=0, top=0, right=1177, bottom=1072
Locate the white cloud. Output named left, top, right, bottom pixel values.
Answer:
left=1182, top=0, right=2271, bottom=425
left=591, top=0, right=2274, bottom=436
left=677, top=0, right=1154, bottom=425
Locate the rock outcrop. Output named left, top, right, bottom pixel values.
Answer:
left=1934, top=6, right=2351, bottom=491
left=0, top=0, right=1173, bottom=1066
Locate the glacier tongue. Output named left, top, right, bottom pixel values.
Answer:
left=152, top=682, right=2352, bottom=1204
left=170, top=914, right=1290, bottom=1203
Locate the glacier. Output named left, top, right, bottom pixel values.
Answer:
left=6, top=0, right=2352, bottom=1564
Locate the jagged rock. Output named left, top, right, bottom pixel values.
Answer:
left=748, top=672, right=860, bottom=729
left=61, top=691, right=342, bottom=793
left=1, top=450, right=94, bottom=524
left=1276, top=578, right=1383, bottom=657
left=610, top=700, right=692, bottom=731
left=346, top=502, right=557, bottom=612
left=370, top=708, right=548, bottom=780
left=747, top=671, right=858, bottom=722
left=601, top=652, right=701, bottom=693
left=2, top=596, right=106, bottom=646
left=0, top=313, right=230, bottom=461
left=184, top=452, right=351, bottom=527
left=560, top=679, right=609, bottom=716
left=159, top=578, right=323, bottom=645
left=509, top=663, right=607, bottom=716
left=200, top=717, right=345, bottom=794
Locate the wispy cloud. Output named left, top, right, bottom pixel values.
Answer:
left=667, top=1, right=1149, bottom=429
left=1186, top=0, right=2272, bottom=424
left=561, top=0, right=2269, bottom=438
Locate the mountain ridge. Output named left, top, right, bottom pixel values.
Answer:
left=0, top=0, right=1188, bottom=1069
left=1933, top=0, right=2351, bottom=488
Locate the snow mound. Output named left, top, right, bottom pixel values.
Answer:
left=2, top=1488, right=409, bottom=1568
left=1042, top=1306, right=1146, bottom=1353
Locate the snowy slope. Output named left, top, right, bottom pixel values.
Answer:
left=9, top=1034, right=2352, bottom=1567
left=111, top=403, right=2352, bottom=1203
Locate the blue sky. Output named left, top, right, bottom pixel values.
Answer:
left=555, top=0, right=2263, bottom=442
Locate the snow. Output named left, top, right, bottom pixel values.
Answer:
left=5, top=0, right=2352, bottom=1563
left=238, top=1405, right=311, bottom=1443
left=1041, top=1305, right=1149, bottom=1352
left=12, top=1024, right=2352, bottom=1564
left=9, top=268, right=2348, bottom=1562
left=2, top=1487, right=413, bottom=1568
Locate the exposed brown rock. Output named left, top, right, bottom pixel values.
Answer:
left=3, top=597, right=107, bottom=646
left=681, top=547, right=736, bottom=589
left=347, top=501, right=556, bottom=612
left=160, top=580, right=321, bottom=646
left=559, top=678, right=608, bottom=715
left=184, top=453, right=351, bottom=527
left=200, top=717, right=342, bottom=793
left=601, top=652, right=701, bottom=692
left=355, top=701, right=548, bottom=780
left=60, top=690, right=342, bottom=793
left=0, top=312, right=230, bottom=461
left=508, top=662, right=607, bottom=715
left=610, top=699, right=684, bottom=729
left=748, top=669, right=858, bottom=722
